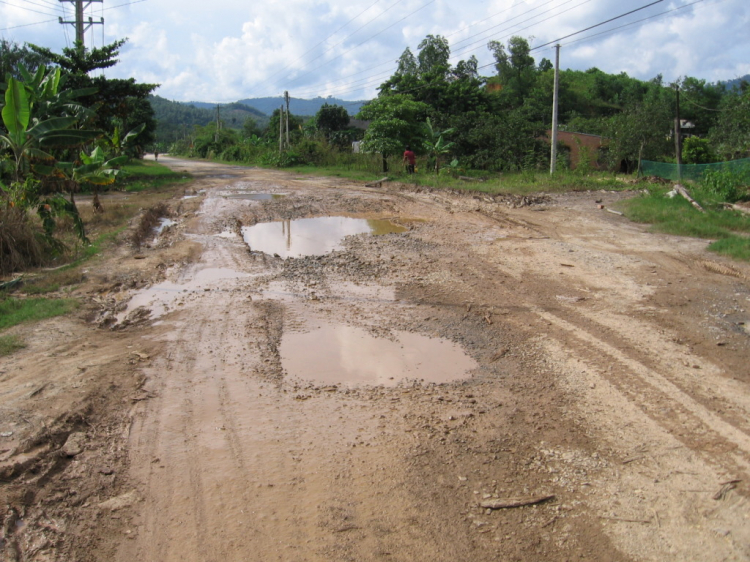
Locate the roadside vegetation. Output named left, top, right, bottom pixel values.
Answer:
left=0, top=40, right=189, bottom=353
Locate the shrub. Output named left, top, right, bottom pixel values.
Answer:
left=700, top=166, right=750, bottom=203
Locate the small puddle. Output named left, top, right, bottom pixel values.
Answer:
left=118, top=267, right=252, bottom=322
left=155, top=218, right=176, bottom=235
left=225, top=193, right=286, bottom=201
left=281, top=323, right=476, bottom=387
left=242, top=217, right=406, bottom=258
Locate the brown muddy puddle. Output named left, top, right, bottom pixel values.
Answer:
left=281, top=322, right=477, bottom=387
left=242, top=217, right=406, bottom=258
left=118, top=267, right=253, bottom=322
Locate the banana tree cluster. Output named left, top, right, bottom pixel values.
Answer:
left=1, top=65, right=143, bottom=242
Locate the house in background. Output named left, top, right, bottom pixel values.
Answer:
left=546, top=130, right=606, bottom=170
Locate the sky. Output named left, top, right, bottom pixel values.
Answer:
left=2, top=0, right=748, bottom=103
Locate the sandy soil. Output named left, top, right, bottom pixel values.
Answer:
left=2, top=156, right=749, bottom=561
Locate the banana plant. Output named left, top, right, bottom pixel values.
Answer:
left=57, top=146, right=128, bottom=212
left=0, top=76, right=99, bottom=182
left=423, top=117, right=456, bottom=174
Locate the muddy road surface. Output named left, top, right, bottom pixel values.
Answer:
left=2, top=157, right=750, bottom=561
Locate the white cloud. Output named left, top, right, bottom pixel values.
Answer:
left=2, top=0, right=747, bottom=103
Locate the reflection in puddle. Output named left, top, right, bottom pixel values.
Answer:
left=281, top=323, right=476, bottom=387
left=225, top=193, right=285, bottom=201
left=242, top=217, right=406, bottom=258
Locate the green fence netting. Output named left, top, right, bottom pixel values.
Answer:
left=641, top=158, right=750, bottom=182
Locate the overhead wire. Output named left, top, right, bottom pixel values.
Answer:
left=0, top=0, right=60, bottom=17
left=244, top=0, right=383, bottom=99
left=274, top=0, right=594, bottom=99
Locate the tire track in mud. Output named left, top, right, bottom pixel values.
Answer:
left=536, top=309, right=750, bottom=470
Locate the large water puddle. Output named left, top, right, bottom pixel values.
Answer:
left=280, top=323, right=476, bottom=387
left=241, top=217, right=406, bottom=258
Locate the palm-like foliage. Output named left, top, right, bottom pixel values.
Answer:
left=423, top=117, right=455, bottom=173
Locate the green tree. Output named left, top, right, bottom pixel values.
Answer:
left=395, top=47, right=418, bottom=77
left=315, top=104, right=350, bottom=138
left=417, top=35, right=450, bottom=77
left=710, top=88, right=750, bottom=160
left=29, top=40, right=158, bottom=148
left=487, top=36, right=536, bottom=107
left=357, top=95, right=430, bottom=172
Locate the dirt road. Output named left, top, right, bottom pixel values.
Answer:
left=2, top=157, right=750, bottom=561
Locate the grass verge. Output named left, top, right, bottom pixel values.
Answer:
left=0, top=296, right=79, bottom=331
left=623, top=186, right=750, bottom=260
left=118, top=160, right=192, bottom=192
left=0, top=334, right=26, bottom=356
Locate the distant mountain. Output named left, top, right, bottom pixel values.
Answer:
left=150, top=95, right=269, bottom=145
left=234, top=96, right=368, bottom=117
left=722, top=74, right=750, bottom=91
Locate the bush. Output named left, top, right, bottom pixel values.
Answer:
left=700, top=166, right=750, bottom=203
left=0, top=207, right=48, bottom=275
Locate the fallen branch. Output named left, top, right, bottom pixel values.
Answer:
left=458, top=176, right=485, bottom=183
left=605, top=208, right=624, bottom=216
left=479, top=494, right=555, bottom=509
left=365, top=177, right=390, bottom=188
left=674, top=184, right=705, bottom=213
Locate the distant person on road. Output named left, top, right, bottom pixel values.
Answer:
left=403, top=146, right=416, bottom=174
left=154, top=149, right=159, bottom=162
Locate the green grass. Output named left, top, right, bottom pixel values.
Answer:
left=0, top=334, right=26, bottom=356
left=0, top=296, right=79, bottom=331
left=118, top=160, right=191, bottom=192
left=623, top=187, right=750, bottom=260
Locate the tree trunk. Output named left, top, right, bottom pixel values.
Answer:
left=382, top=154, right=388, bottom=173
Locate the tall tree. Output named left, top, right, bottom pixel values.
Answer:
left=29, top=40, right=158, bottom=151
left=417, top=35, right=450, bottom=77
left=395, top=47, right=418, bottom=77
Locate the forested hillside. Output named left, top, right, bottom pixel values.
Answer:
left=166, top=35, right=748, bottom=172
left=150, top=96, right=268, bottom=146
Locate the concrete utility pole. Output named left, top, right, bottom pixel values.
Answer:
left=58, top=0, right=103, bottom=47
left=550, top=44, right=560, bottom=175
left=279, top=105, right=284, bottom=153
left=674, top=84, right=682, bottom=181
left=284, top=91, right=290, bottom=148
left=215, top=105, right=221, bottom=143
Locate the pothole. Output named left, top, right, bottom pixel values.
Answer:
left=117, top=267, right=253, bottom=322
left=241, top=217, right=407, bottom=258
left=280, top=322, right=477, bottom=387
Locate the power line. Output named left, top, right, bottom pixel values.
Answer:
left=0, top=0, right=59, bottom=17
left=274, top=0, right=593, bottom=100
left=559, top=0, right=709, bottom=48
left=531, top=0, right=665, bottom=51
left=245, top=0, right=383, bottom=99
left=0, top=17, right=56, bottom=31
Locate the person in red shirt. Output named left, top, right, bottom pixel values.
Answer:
left=403, top=146, right=416, bottom=174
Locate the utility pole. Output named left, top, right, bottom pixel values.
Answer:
left=58, top=0, right=103, bottom=47
left=550, top=44, right=560, bottom=175
left=215, top=105, right=221, bottom=143
left=674, top=84, right=682, bottom=181
left=284, top=91, right=290, bottom=148
left=279, top=105, right=284, bottom=153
